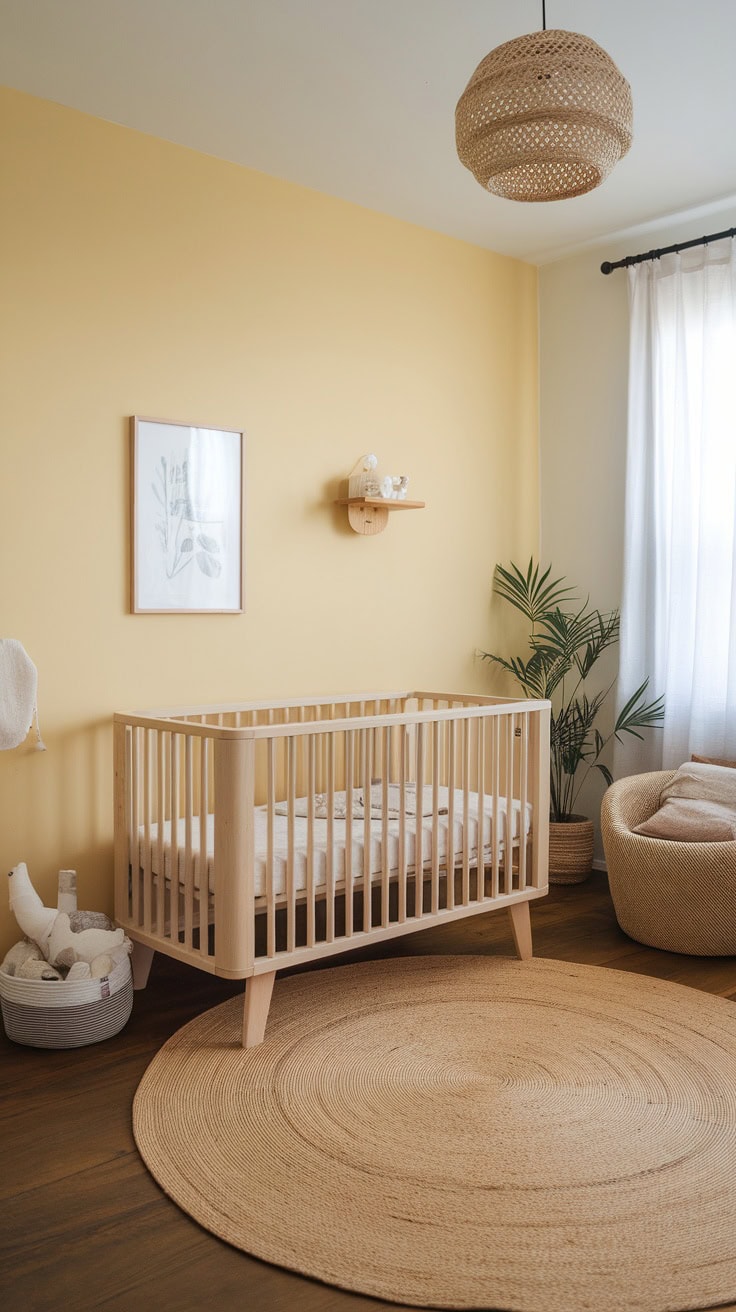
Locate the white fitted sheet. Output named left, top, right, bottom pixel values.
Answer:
left=139, top=786, right=532, bottom=901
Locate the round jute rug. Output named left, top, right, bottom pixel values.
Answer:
left=133, top=956, right=736, bottom=1312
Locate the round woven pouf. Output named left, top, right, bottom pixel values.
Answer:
left=134, top=956, right=736, bottom=1312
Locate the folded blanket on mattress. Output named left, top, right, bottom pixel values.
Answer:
left=274, top=783, right=447, bottom=820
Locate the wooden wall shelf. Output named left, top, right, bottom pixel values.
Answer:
left=336, top=497, right=425, bottom=536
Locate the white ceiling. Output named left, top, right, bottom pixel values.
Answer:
left=1, top=0, right=735, bottom=263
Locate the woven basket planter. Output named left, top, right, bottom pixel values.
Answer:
left=0, top=954, right=133, bottom=1049
left=549, top=815, right=595, bottom=885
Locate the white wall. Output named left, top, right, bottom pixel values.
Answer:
left=539, top=201, right=736, bottom=851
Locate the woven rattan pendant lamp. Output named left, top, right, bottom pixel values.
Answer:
left=455, top=2, right=632, bottom=202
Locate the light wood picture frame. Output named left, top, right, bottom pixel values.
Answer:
left=130, top=416, right=244, bottom=614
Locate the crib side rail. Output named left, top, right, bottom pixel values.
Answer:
left=113, top=716, right=256, bottom=977
left=116, top=690, right=544, bottom=738
left=252, top=700, right=550, bottom=971
left=119, top=691, right=415, bottom=734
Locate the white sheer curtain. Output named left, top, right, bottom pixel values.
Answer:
left=615, top=237, right=736, bottom=775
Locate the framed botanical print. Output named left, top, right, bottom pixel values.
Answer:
left=130, top=416, right=244, bottom=613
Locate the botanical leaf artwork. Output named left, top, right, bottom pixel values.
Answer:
left=151, top=455, right=223, bottom=584
left=133, top=418, right=242, bottom=613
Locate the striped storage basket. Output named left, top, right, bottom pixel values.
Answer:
left=0, top=955, right=133, bottom=1049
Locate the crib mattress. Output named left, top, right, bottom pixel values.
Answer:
left=138, top=786, right=532, bottom=901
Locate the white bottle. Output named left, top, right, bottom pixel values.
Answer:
left=57, top=870, right=78, bottom=914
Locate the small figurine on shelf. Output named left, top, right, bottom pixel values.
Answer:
left=348, top=453, right=380, bottom=499
left=378, top=474, right=410, bottom=500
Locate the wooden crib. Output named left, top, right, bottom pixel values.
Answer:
left=113, top=690, right=550, bottom=1046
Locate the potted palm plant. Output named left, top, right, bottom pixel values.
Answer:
left=480, top=560, right=664, bottom=883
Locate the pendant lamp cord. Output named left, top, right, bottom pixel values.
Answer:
left=542, top=0, right=547, bottom=30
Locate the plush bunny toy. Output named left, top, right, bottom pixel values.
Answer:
left=7, top=863, right=125, bottom=969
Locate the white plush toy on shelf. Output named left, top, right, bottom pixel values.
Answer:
left=378, top=474, right=409, bottom=501
left=7, top=863, right=126, bottom=970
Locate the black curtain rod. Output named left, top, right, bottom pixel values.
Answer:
left=600, top=224, right=736, bottom=275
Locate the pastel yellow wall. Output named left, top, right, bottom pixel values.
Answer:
left=0, top=87, right=539, bottom=954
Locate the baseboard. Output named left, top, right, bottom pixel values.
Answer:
left=592, top=859, right=608, bottom=873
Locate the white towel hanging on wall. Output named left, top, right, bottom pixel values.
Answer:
left=0, top=639, right=46, bottom=751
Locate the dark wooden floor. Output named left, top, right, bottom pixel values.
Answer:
left=2, top=875, right=736, bottom=1312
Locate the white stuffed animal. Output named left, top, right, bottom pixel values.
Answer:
left=16, top=959, right=62, bottom=981
left=1, top=940, right=43, bottom=976
left=8, top=863, right=125, bottom=968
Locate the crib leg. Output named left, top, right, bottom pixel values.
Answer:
left=131, top=941, right=155, bottom=990
left=507, top=901, right=533, bottom=961
left=242, top=971, right=277, bottom=1048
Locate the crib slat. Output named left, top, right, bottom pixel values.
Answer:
left=124, top=724, right=133, bottom=921
left=491, top=716, right=500, bottom=900
left=307, top=734, right=316, bottom=949
left=398, top=726, right=407, bottom=923
left=381, top=726, right=390, bottom=928
left=345, top=729, right=354, bottom=938
left=477, top=715, right=486, bottom=901
left=358, top=705, right=366, bottom=786
left=431, top=721, right=440, bottom=914
left=143, top=729, right=152, bottom=934
left=519, top=714, right=529, bottom=890
left=326, top=731, right=336, bottom=943
left=156, top=733, right=166, bottom=936
left=170, top=733, right=180, bottom=941
left=199, top=737, right=209, bottom=953
left=362, top=727, right=373, bottom=932
left=323, top=705, right=334, bottom=795
left=462, top=717, right=471, bottom=904
left=184, top=736, right=194, bottom=949
left=266, top=739, right=276, bottom=958
left=131, top=728, right=140, bottom=926
left=287, top=736, right=296, bottom=953
left=446, top=720, right=455, bottom=911
left=114, top=721, right=130, bottom=928
left=414, top=722, right=424, bottom=919
left=505, top=716, right=514, bottom=896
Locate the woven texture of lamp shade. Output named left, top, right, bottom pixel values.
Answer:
left=456, top=29, right=633, bottom=202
